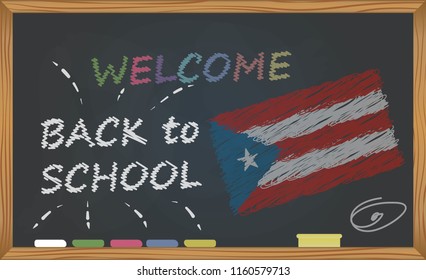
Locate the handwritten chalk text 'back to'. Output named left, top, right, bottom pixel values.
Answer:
left=40, top=116, right=203, bottom=195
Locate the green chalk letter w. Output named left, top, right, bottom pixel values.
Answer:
left=91, top=56, right=129, bottom=87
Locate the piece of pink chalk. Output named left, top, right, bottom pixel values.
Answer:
left=110, top=239, right=143, bottom=247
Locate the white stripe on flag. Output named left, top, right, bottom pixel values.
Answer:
left=244, top=90, right=388, bottom=145
left=258, top=128, right=398, bottom=189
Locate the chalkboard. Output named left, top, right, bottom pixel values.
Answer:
left=11, top=13, right=414, bottom=248
left=0, top=0, right=425, bottom=260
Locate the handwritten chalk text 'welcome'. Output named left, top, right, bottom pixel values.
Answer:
left=92, top=51, right=292, bottom=87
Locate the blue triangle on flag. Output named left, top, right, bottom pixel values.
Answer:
left=210, top=121, right=281, bottom=214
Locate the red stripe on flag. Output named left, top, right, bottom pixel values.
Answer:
left=275, top=109, right=393, bottom=160
left=212, top=69, right=382, bottom=132
left=238, top=147, right=404, bottom=215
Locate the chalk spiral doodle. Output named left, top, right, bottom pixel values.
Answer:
left=350, top=197, right=407, bottom=233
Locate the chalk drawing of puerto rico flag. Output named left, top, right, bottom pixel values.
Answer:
left=210, top=69, right=404, bottom=215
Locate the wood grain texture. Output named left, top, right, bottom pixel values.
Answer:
left=0, top=2, right=13, bottom=260
left=2, top=247, right=425, bottom=260
left=0, top=0, right=425, bottom=259
left=414, top=2, right=426, bottom=259
left=2, top=0, right=424, bottom=13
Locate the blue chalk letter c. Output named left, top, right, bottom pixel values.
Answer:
left=177, top=52, right=202, bottom=84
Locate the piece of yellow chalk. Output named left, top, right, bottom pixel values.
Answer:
left=296, top=234, right=342, bottom=247
left=184, top=239, right=216, bottom=247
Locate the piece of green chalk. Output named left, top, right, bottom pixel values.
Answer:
left=72, top=239, right=105, bottom=247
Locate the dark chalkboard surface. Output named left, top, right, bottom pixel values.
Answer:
left=13, top=13, right=413, bottom=247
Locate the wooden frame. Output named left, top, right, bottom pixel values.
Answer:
left=0, top=0, right=425, bottom=260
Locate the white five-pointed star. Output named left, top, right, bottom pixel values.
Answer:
left=237, top=148, right=259, bottom=171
